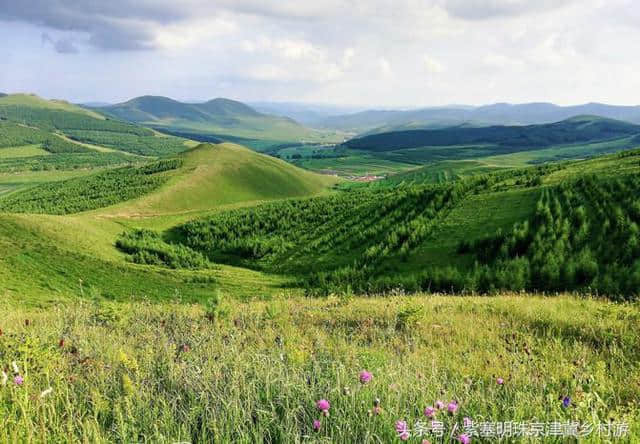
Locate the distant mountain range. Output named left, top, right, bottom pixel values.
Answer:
left=345, top=115, right=640, bottom=152
left=92, top=96, right=327, bottom=143
left=316, top=102, right=640, bottom=134
left=249, top=102, right=365, bottom=126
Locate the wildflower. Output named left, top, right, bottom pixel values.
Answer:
left=1, top=371, right=7, bottom=386
left=373, top=405, right=383, bottom=415
left=497, top=377, right=504, bottom=385
left=463, top=417, right=472, bottom=427
left=424, top=406, right=436, bottom=418
left=458, top=434, right=471, bottom=444
left=435, top=400, right=445, bottom=409
left=562, top=396, right=571, bottom=408
left=11, top=361, right=19, bottom=374
left=313, top=419, right=321, bottom=431
left=14, top=375, right=24, bottom=386
left=316, top=399, right=330, bottom=416
left=400, top=431, right=410, bottom=441
left=395, top=420, right=408, bottom=434
left=359, top=370, right=373, bottom=384
left=447, top=401, right=459, bottom=414
left=40, top=387, right=53, bottom=398
left=422, top=440, right=432, bottom=444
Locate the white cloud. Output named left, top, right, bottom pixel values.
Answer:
left=1, top=0, right=639, bottom=106
left=423, top=55, right=445, bottom=73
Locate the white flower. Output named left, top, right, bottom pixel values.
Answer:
left=40, top=387, right=53, bottom=398
left=1, top=371, right=7, bottom=386
left=11, top=361, right=19, bottom=374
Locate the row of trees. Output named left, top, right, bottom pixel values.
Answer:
left=0, top=159, right=181, bottom=214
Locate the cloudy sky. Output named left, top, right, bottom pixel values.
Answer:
left=0, top=0, right=639, bottom=107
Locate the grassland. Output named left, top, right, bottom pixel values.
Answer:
left=1, top=126, right=639, bottom=442
left=1, top=294, right=638, bottom=442
left=99, top=143, right=340, bottom=226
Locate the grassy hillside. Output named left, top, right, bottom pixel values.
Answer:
left=154, top=149, right=640, bottom=298
left=101, top=143, right=340, bottom=222
left=0, top=94, right=190, bottom=163
left=0, top=159, right=183, bottom=214
left=95, top=96, right=338, bottom=146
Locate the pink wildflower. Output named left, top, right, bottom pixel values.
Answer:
left=316, top=399, right=330, bottom=415
left=359, top=370, right=373, bottom=384
left=14, top=375, right=24, bottom=386
left=447, top=401, right=459, bottom=414
left=497, top=377, right=504, bottom=385
left=424, top=406, right=436, bottom=418
left=400, top=431, right=410, bottom=441
left=458, top=434, right=471, bottom=444
left=435, top=400, right=445, bottom=409
left=313, top=419, right=321, bottom=431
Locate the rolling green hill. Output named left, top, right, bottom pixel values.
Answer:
left=100, top=142, right=341, bottom=221
left=95, top=96, right=336, bottom=147
left=0, top=142, right=340, bottom=222
left=0, top=94, right=191, bottom=165
left=143, top=148, right=640, bottom=299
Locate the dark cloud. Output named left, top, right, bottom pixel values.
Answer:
left=41, top=32, right=78, bottom=54
left=0, top=0, right=185, bottom=50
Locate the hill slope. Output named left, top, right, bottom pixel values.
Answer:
left=0, top=94, right=190, bottom=167
left=99, top=143, right=340, bottom=219
left=96, top=96, right=325, bottom=143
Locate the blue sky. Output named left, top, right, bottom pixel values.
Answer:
left=1, top=0, right=639, bottom=107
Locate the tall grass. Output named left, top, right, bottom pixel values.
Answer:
left=1, top=294, right=638, bottom=442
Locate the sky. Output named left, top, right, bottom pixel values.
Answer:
left=0, top=0, right=639, bottom=107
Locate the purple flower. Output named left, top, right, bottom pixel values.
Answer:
left=447, top=401, right=459, bottom=414
left=14, top=375, right=23, bottom=386
left=395, top=420, right=408, bottom=434
left=399, top=431, right=410, bottom=441
left=424, top=406, right=436, bottom=418
left=313, top=419, right=321, bottom=431
left=316, top=399, right=330, bottom=412
left=359, top=370, right=373, bottom=384
left=463, top=417, right=472, bottom=428
left=497, top=377, right=504, bottom=385
left=435, top=400, right=445, bottom=409
left=458, top=434, right=471, bottom=444
left=562, top=396, right=571, bottom=408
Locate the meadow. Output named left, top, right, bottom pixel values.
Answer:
left=1, top=294, right=638, bottom=442
left=1, top=94, right=639, bottom=442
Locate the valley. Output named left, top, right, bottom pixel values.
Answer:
left=0, top=93, right=639, bottom=442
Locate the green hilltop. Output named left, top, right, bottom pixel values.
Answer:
left=95, top=95, right=336, bottom=146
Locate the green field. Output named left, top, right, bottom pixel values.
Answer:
left=1, top=109, right=639, bottom=441
left=2, top=294, right=638, bottom=442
